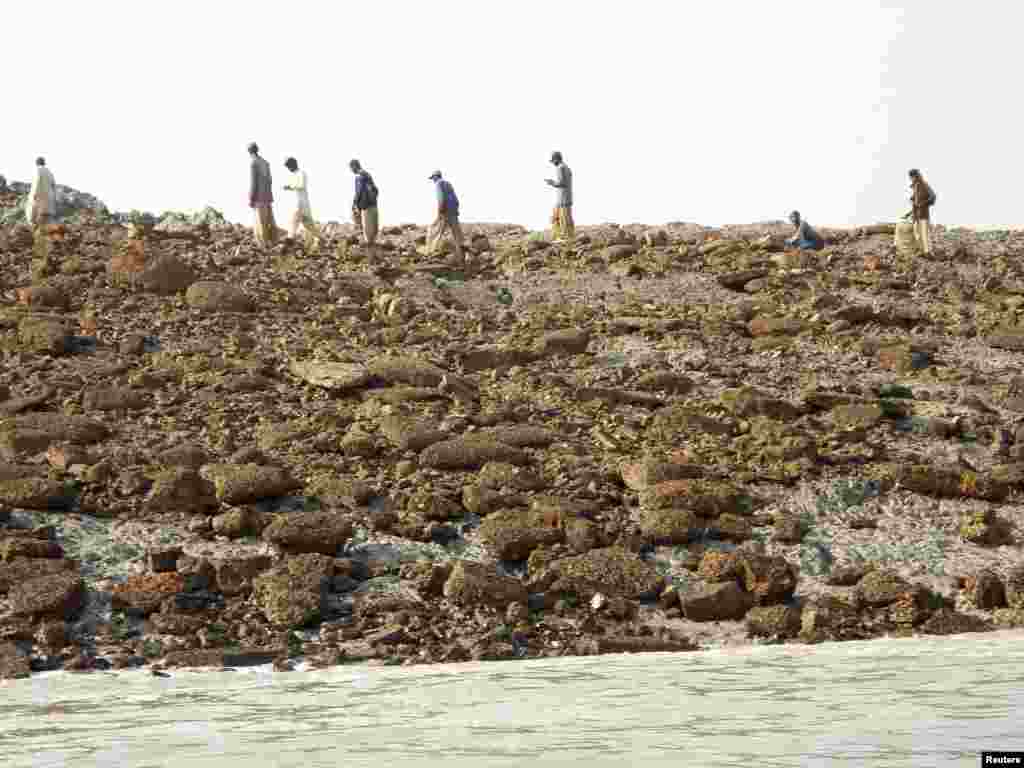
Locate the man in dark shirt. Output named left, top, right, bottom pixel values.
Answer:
left=786, top=210, right=824, bottom=251
left=248, top=142, right=276, bottom=247
left=905, top=168, right=936, bottom=255
left=349, top=159, right=379, bottom=256
left=545, top=151, right=574, bottom=244
left=427, top=170, right=464, bottom=263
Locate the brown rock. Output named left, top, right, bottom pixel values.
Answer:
left=680, top=581, right=753, bottom=621
left=253, top=554, right=335, bottom=627
left=213, top=554, right=273, bottom=596
left=443, top=561, right=528, bottom=608
left=137, top=253, right=197, bottom=295
left=420, top=437, right=530, bottom=470
left=620, top=457, right=704, bottom=491
left=262, top=511, right=353, bottom=556
left=9, top=572, right=86, bottom=619
left=0, top=642, right=30, bottom=679
left=0, top=557, right=76, bottom=592
left=739, top=554, right=798, bottom=605
left=544, top=546, right=663, bottom=600
left=17, top=315, right=71, bottom=355
left=204, top=464, right=302, bottom=504
left=144, top=468, right=218, bottom=514
left=185, top=281, right=253, bottom=312
left=478, top=508, right=565, bottom=560
left=82, top=387, right=148, bottom=411
left=746, top=604, right=803, bottom=638
left=962, top=569, right=1007, bottom=610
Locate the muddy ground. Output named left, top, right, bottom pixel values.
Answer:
left=1, top=189, right=1024, bottom=678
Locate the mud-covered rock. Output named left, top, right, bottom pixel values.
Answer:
left=17, top=315, right=71, bottom=355
left=544, top=546, right=663, bottom=600
left=680, top=581, right=753, bottom=621
left=0, top=642, right=30, bottom=679
left=0, top=413, right=108, bottom=459
left=289, top=361, right=371, bottom=391
left=378, top=413, right=447, bottom=452
left=738, top=554, right=798, bottom=605
left=253, top=554, right=335, bottom=627
left=478, top=508, right=565, bottom=560
left=0, top=557, right=75, bottom=592
left=857, top=569, right=912, bottom=607
left=620, top=457, right=703, bottom=491
left=144, top=468, right=219, bottom=514
left=367, top=355, right=448, bottom=387
left=746, top=604, right=802, bottom=638
left=647, top=405, right=737, bottom=441
left=203, top=464, right=301, bottom=504
left=443, top=561, right=528, bottom=608
left=185, top=281, right=253, bottom=312
left=399, top=561, right=452, bottom=597
left=640, top=479, right=755, bottom=517
left=262, top=511, right=353, bottom=555
left=799, top=593, right=864, bottom=643
left=9, top=572, right=85, bottom=619
left=420, top=437, right=530, bottom=470
left=962, top=569, right=1007, bottom=610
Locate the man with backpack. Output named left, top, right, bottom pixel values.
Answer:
left=427, top=170, right=464, bottom=263
left=904, top=168, right=936, bottom=256
left=349, top=159, right=379, bottom=255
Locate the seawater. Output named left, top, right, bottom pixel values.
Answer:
left=2, top=630, right=1023, bottom=767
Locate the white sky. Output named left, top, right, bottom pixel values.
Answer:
left=3, top=1, right=1018, bottom=230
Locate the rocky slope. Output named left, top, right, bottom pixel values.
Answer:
left=1, top=180, right=1024, bottom=679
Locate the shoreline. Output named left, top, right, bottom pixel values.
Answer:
left=2, top=187, right=1024, bottom=681
left=12, top=627, right=1024, bottom=684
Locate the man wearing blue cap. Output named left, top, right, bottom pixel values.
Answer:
left=426, top=170, right=464, bottom=262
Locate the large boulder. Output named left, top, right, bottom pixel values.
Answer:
left=738, top=554, right=798, bottom=605
left=478, top=509, right=566, bottom=560
left=144, top=468, right=219, bottom=514
left=367, top=355, right=448, bottom=387
left=17, top=315, right=71, bottom=355
left=420, top=437, right=530, bottom=470
left=261, top=511, right=353, bottom=556
left=544, top=546, right=663, bottom=600
left=202, top=464, right=301, bottom=504
left=186, top=282, right=253, bottom=312
left=253, top=554, right=335, bottom=627
left=680, top=581, right=753, bottom=622
left=0, top=464, right=72, bottom=509
left=0, top=413, right=109, bottom=459
left=442, top=561, right=528, bottom=608
left=639, top=479, right=755, bottom=517
left=289, top=360, right=371, bottom=392
left=378, top=413, right=447, bottom=452
left=9, top=572, right=86, bottom=619
left=137, top=253, right=197, bottom=295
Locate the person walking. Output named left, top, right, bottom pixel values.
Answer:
left=426, top=170, right=464, bottom=262
left=282, top=157, right=321, bottom=246
left=248, top=142, right=276, bottom=247
left=785, top=210, right=825, bottom=251
left=25, top=157, right=57, bottom=227
left=349, top=159, right=379, bottom=256
left=545, top=151, right=574, bottom=243
left=904, top=168, right=936, bottom=256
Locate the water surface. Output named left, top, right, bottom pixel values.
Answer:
left=3, top=631, right=1023, bottom=767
